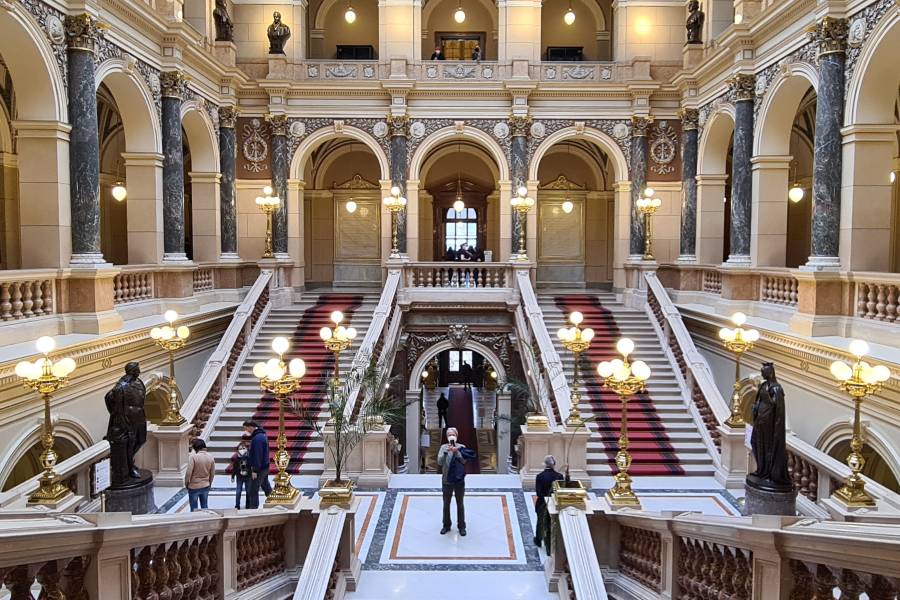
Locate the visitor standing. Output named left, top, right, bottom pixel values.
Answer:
left=437, top=427, right=468, bottom=535
left=533, top=455, right=564, bottom=553
left=436, top=392, right=450, bottom=429
left=461, top=362, right=473, bottom=389
left=431, top=46, right=445, bottom=60
left=471, top=44, right=481, bottom=61
left=185, top=438, right=216, bottom=511
left=230, top=437, right=251, bottom=509
left=244, top=420, right=272, bottom=508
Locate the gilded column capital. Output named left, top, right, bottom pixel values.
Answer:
left=680, top=108, right=699, bottom=131
left=727, top=73, right=756, bottom=102
left=631, top=115, right=653, bottom=137
left=388, top=114, right=409, bottom=137
left=218, top=106, right=238, bottom=128
left=64, top=14, right=103, bottom=53
left=509, top=115, right=532, bottom=137
left=160, top=71, right=188, bottom=99
left=267, top=114, right=289, bottom=136
left=808, top=16, right=849, bottom=57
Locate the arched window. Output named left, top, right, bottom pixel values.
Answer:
left=444, top=207, right=478, bottom=251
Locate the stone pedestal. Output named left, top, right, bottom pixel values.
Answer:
left=320, top=425, right=393, bottom=489
left=715, top=425, right=750, bottom=489
left=743, top=480, right=797, bottom=516
left=683, top=45, right=703, bottom=69
left=267, top=57, right=289, bottom=79
left=517, top=425, right=589, bottom=489
left=213, top=41, right=237, bottom=67
left=136, top=422, right=193, bottom=487
left=106, top=469, right=156, bottom=514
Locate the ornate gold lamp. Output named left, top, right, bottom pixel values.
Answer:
left=15, top=336, right=77, bottom=506
left=510, top=185, right=535, bottom=261
left=557, top=311, right=595, bottom=428
left=829, top=339, right=890, bottom=507
left=383, top=185, right=407, bottom=259
left=636, top=187, right=662, bottom=261
left=596, top=338, right=651, bottom=507
left=255, top=185, right=281, bottom=259
left=320, top=310, right=356, bottom=383
left=252, top=336, right=306, bottom=505
left=150, top=310, right=190, bottom=425
left=718, top=312, right=760, bottom=428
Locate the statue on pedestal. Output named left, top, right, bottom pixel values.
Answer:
left=104, top=362, right=148, bottom=487
left=267, top=11, right=291, bottom=55
left=747, top=362, right=791, bottom=491
left=213, top=0, right=234, bottom=42
left=686, top=0, right=705, bottom=45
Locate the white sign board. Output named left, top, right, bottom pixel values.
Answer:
left=94, top=458, right=111, bottom=494
left=744, top=425, right=754, bottom=451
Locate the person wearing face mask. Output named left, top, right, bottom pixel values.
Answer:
left=437, top=427, right=468, bottom=535
left=230, top=437, right=251, bottom=509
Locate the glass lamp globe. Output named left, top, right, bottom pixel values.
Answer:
left=564, top=7, right=575, bottom=25
left=616, top=338, right=635, bottom=357
left=36, top=336, right=56, bottom=355
left=346, top=200, right=358, bottom=213
left=112, top=183, right=128, bottom=202
left=731, top=312, right=747, bottom=326
left=331, top=311, right=344, bottom=324
left=320, top=327, right=333, bottom=341
left=631, top=360, right=651, bottom=381
left=272, top=336, right=290, bottom=356
left=453, top=199, right=465, bottom=212
left=788, top=185, right=805, bottom=203
left=562, top=200, right=574, bottom=214
left=344, top=5, right=356, bottom=23
left=288, top=358, right=306, bottom=378
left=164, top=309, right=179, bottom=324
left=582, top=328, right=594, bottom=342
left=253, top=362, right=268, bottom=379
left=569, top=311, right=583, bottom=326
left=263, top=185, right=273, bottom=196
left=848, top=339, right=870, bottom=358
left=597, top=361, right=613, bottom=379
left=454, top=7, right=466, bottom=22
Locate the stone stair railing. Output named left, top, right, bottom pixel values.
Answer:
left=403, top=261, right=512, bottom=288
left=546, top=500, right=609, bottom=600
left=0, top=270, right=59, bottom=321
left=590, top=507, right=900, bottom=600
left=292, top=502, right=361, bottom=599
left=182, top=270, right=274, bottom=438
left=644, top=270, right=900, bottom=514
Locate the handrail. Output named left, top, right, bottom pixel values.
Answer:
left=513, top=305, right=559, bottom=428
left=182, top=270, right=273, bottom=434
left=292, top=506, right=352, bottom=600
left=558, top=506, right=608, bottom=600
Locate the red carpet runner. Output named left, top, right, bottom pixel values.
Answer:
left=444, top=386, right=481, bottom=474
left=555, top=295, right=684, bottom=476
left=253, top=294, right=363, bottom=474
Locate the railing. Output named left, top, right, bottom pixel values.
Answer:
left=114, top=266, right=156, bottom=304
left=0, top=272, right=57, bottom=321
left=292, top=503, right=358, bottom=600
left=547, top=501, right=608, bottom=599
left=404, top=262, right=511, bottom=288
left=701, top=269, right=722, bottom=294
left=193, top=267, right=214, bottom=292
left=855, top=277, right=900, bottom=322
left=760, top=272, right=799, bottom=307
left=182, top=270, right=273, bottom=437
left=537, top=61, right=617, bottom=82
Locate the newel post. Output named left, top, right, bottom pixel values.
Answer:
left=661, top=518, right=680, bottom=599
left=749, top=518, right=794, bottom=599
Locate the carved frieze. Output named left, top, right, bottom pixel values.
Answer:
left=238, top=117, right=270, bottom=178
left=648, top=119, right=681, bottom=180
left=404, top=330, right=512, bottom=374
left=845, top=0, right=895, bottom=97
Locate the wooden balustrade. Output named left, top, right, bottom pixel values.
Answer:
left=787, top=449, right=819, bottom=502
left=193, top=268, right=214, bottom=292
left=691, top=381, right=721, bottom=449
left=405, top=262, right=510, bottom=288
left=856, top=281, right=900, bottom=322
left=236, top=525, right=286, bottom=591
left=678, top=536, right=753, bottom=600
left=760, top=274, right=798, bottom=307
left=0, top=555, right=90, bottom=598
left=132, top=536, right=220, bottom=600
left=789, top=561, right=898, bottom=599
left=701, top=269, right=722, bottom=294
left=114, top=269, right=155, bottom=304
left=0, top=277, right=55, bottom=321
left=619, top=526, right=661, bottom=592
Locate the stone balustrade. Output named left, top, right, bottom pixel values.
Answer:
left=0, top=272, right=57, bottom=321
left=404, top=262, right=511, bottom=288
left=856, top=276, right=900, bottom=323
left=193, top=267, right=214, bottom=292
left=760, top=272, right=799, bottom=307
left=701, top=269, right=722, bottom=294
left=114, top=268, right=155, bottom=304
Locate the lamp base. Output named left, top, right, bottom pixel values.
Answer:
left=27, top=475, right=73, bottom=507
left=512, top=252, right=529, bottom=262
left=266, top=480, right=301, bottom=506
left=606, top=472, right=641, bottom=508
left=832, top=476, right=876, bottom=508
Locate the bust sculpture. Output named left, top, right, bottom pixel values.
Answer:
left=747, top=362, right=791, bottom=491
left=686, top=0, right=705, bottom=45
left=104, top=362, right=148, bottom=487
left=267, top=11, right=291, bottom=55
left=213, top=0, right=233, bottom=42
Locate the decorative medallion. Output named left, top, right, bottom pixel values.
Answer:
left=493, top=121, right=510, bottom=139
left=46, top=15, right=65, bottom=44
left=600, top=67, right=612, bottom=80
left=448, top=324, right=469, bottom=350
left=373, top=121, right=389, bottom=138
left=649, top=120, right=677, bottom=176
left=612, top=122, right=629, bottom=140
left=326, top=64, right=357, bottom=78
left=563, top=65, right=593, bottom=80
left=530, top=121, right=546, bottom=139
left=242, top=118, right=268, bottom=173
left=848, top=17, right=865, bottom=47
left=444, top=65, right=476, bottom=79
left=544, top=66, right=557, bottom=80
left=410, top=121, right=426, bottom=138
left=307, top=65, right=319, bottom=78
left=426, top=65, right=438, bottom=79
left=289, top=120, right=306, bottom=138
left=363, top=65, right=375, bottom=78
left=482, top=67, right=494, bottom=79
left=754, top=75, right=767, bottom=97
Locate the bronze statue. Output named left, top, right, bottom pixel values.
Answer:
left=213, top=0, right=233, bottom=42
left=686, top=0, right=705, bottom=45
left=104, top=362, right=148, bottom=486
left=267, top=11, right=291, bottom=55
left=747, top=363, right=791, bottom=491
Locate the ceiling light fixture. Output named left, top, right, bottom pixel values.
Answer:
left=344, top=2, right=356, bottom=23
left=564, top=0, right=575, bottom=25
left=454, top=0, right=466, bottom=23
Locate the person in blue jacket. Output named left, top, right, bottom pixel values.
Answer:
left=243, top=420, right=272, bottom=508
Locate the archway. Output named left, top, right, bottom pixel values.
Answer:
left=697, top=109, right=735, bottom=264
left=421, top=0, right=498, bottom=60
left=827, top=440, right=900, bottom=494
left=409, top=339, right=509, bottom=392
left=540, top=0, right=610, bottom=61
left=0, top=417, right=92, bottom=492
left=1, top=438, right=79, bottom=492
left=311, top=0, right=379, bottom=59
left=181, top=103, right=220, bottom=263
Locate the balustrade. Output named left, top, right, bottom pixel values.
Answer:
left=114, top=269, right=155, bottom=304
left=677, top=536, right=752, bottom=600
left=760, top=274, right=798, bottom=307
left=787, top=561, right=899, bottom=599
left=0, top=276, right=56, bottom=321
left=193, top=268, right=214, bottom=292
left=619, top=526, right=661, bottom=592
left=405, top=262, right=510, bottom=288
left=132, top=536, right=220, bottom=600
left=0, top=555, right=90, bottom=598
left=236, top=525, right=285, bottom=590
left=787, top=449, right=820, bottom=502
left=701, top=269, right=722, bottom=294
left=857, top=280, right=900, bottom=322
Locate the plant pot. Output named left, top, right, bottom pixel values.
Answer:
left=526, top=412, right=550, bottom=431
left=552, top=479, right=588, bottom=509
left=319, top=479, right=354, bottom=507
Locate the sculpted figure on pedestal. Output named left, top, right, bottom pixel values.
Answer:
left=686, top=0, right=705, bottom=45
left=213, top=0, right=234, bottom=42
left=104, top=362, right=149, bottom=486
left=747, top=362, right=791, bottom=491
left=267, top=12, right=291, bottom=55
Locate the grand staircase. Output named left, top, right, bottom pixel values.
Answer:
left=206, top=291, right=379, bottom=477
left=538, top=291, right=716, bottom=477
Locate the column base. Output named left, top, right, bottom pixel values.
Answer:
left=70, top=252, right=110, bottom=266
left=218, top=252, right=242, bottom=263
left=163, top=252, right=191, bottom=263
left=724, top=254, right=751, bottom=266
left=799, top=256, right=841, bottom=271
left=676, top=254, right=697, bottom=264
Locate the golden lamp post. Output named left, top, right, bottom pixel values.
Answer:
left=636, top=187, right=662, bottom=261
left=383, top=185, right=407, bottom=259
left=320, top=310, right=357, bottom=383
left=557, top=310, right=595, bottom=428
left=256, top=185, right=281, bottom=259
left=596, top=338, right=651, bottom=507
left=252, top=336, right=306, bottom=505
left=15, top=336, right=77, bottom=506
left=829, top=339, right=890, bottom=507
left=718, top=312, right=760, bottom=428
left=510, top=185, right=536, bottom=261
left=150, top=310, right=191, bottom=426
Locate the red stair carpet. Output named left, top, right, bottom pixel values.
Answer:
left=252, top=294, right=363, bottom=474
left=555, top=295, right=684, bottom=476
left=443, top=386, right=481, bottom=474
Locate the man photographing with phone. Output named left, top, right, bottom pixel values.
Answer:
left=437, top=427, right=469, bottom=535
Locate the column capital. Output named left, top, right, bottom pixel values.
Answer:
left=218, top=106, right=238, bottom=128
left=267, top=113, right=289, bottom=136
left=388, top=114, right=409, bottom=137
left=631, top=115, right=653, bottom=137
left=64, top=14, right=102, bottom=53
left=808, top=16, right=849, bottom=57
left=727, top=73, right=755, bottom=102
left=679, top=108, right=699, bottom=131
left=160, top=71, right=189, bottom=99
left=509, top=114, right=532, bottom=137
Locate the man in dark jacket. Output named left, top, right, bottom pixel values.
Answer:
left=436, top=392, right=450, bottom=429
left=243, top=420, right=272, bottom=508
left=461, top=362, right=473, bottom=389
left=534, top=455, right=564, bottom=552
left=437, top=427, right=468, bottom=535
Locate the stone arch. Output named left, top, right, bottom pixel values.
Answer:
left=754, top=65, right=818, bottom=156
left=311, top=140, right=384, bottom=190
left=180, top=101, right=219, bottom=172
left=698, top=107, right=735, bottom=175
left=0, top=415, right=94, bottom=491
left=409, top=125, right=510, bottom=182
left=845, top=9, right=900, bottom=127
left=95, top=60, right=162, bottom=154
left=408, top=339, right=508, bottom=391
left=421, top=0, right=499, bottom=39
left=528, top=125, right=628, bottom=182
left=816, top=420, right=900, bottom=493
left=419, top=141, right=501, bottom=184
left=291, top=125, right=389, bottom=181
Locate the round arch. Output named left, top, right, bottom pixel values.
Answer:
left=535, top=141, right=609, bottom=190
left=419, top=140, right=501, bottom=185
left=528, top=125, right=629, bottom=182
left=421, top=0, right=499, bottom=35
left=0, top=415, right=94, bottom=491
left=95, top=60, right=162, bottom=154
left=408, top=340, right=508, bottom=392
left=0, top=7, right=67, bottom=122
left=754, top=65, right=818, bottom=156
left=180, top=101, right=219, bottom=172
left=845, top=10, right=900, bottom=126
left=410, top=126, right=510, bottom=182
left=311, top=140, right=385, bottom=190
left=816, top=419, right=900, bottom=491
left=291, top=125, right=390, bottom=181
left=698, top=107, right=736, bottom=175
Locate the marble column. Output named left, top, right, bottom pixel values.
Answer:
left=509, top=116, right=530, bottom=256
left=630, top=116, right=652, bottom=258
left=679, top=109, right=700, bottom=262
left=269, top=114, right=289, bottom=256
left=389, top=115, right=408, bottom=255
left=161, top=71, right=187, bottom=261
left=218, top=106, right=239, bottom=260
left=807, top=17, right=848, bottom=269
left=65, top=15, right=104, bottom=265
left=727, top=74, right=755, bottom=265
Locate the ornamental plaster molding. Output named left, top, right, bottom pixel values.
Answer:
left=844, top=0, right=895, bottom=97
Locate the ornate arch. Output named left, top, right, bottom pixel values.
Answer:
left=0, top=415, right=94, bottom=490
left=816, top=419, right=900, bottom=489
left=754, top=65, right=818, bottom=156
left=528, top=125, right=629, bottom=182
left=419, top=140, right=501, bottom=186
left=409, top=125, right=510, bottom=182
left=698, top=107, right=736, bottom=176
left=95, top=59, right=162, bottom=154
left=181, top=100, right=219, bottom=172
left=845, top=8, right=900, bottom=126
left=408, top=338, right=509, bottom=391
left=291, top=124, right=390, bottom=181
left=421, top=0, right=499, bottom=35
